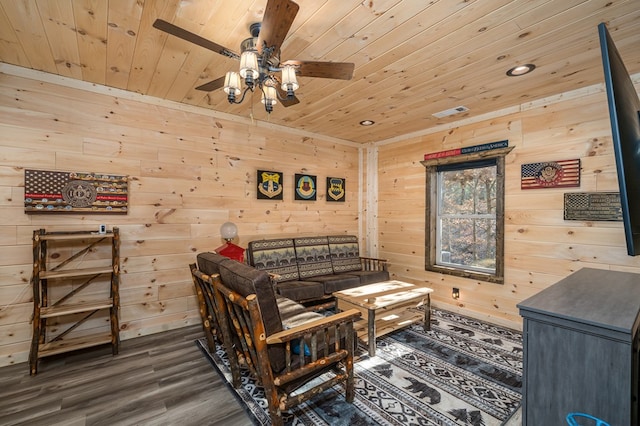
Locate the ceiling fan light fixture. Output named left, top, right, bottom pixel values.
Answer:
left=261, top=85, right=278, bottom=112
left=152, top=1, right=353, bottom=116
left=281, top=65, right=299, bottom=95
left=239, top=50, right=260, bottom=80
left=223, top=72, right=242, bottom=99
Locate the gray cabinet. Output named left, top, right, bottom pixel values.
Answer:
left=518, top=268, right=640, bottom=425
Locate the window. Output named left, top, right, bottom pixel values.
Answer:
left=423, top=148, right=510, bottom=284
left=437, top=159, right=497, bottom=274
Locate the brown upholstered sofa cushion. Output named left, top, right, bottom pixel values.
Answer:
left=197, top=251, right=232, bottom=275
left=246, top=238, right=299, bottom=281
left=197, top=251, right=326, bottom=373
left=217, top=259, right=282, bottom=337
left=328, top=235, right=390, bottom=284
left=293, top=236, right=335, bottom=279
left=246, top=238, right=327, bottom=301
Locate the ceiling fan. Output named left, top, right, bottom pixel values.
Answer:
left=153, top=0, right=355, bottom=113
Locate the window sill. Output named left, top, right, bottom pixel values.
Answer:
left=426, top=264, right=504, bottom=284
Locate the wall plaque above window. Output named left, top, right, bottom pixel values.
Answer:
left=24, top=169, right=128, bottom=214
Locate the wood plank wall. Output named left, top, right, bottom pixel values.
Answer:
left=376, top=79, right=640, bottom=329
left=0, top=69, right=362, bottom=367
left=2, top=64, right=640, bottom=367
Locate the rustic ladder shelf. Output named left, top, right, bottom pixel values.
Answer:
left=29, top=228, right=121, bottom=375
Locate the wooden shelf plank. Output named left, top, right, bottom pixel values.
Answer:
left=38, top=333, right=114, bottom=358
left=40, top=266, right=113, bottom=279
left=41, top=232, right=113, bottom=241
left=354, top=309, right=425, bottom=343
left=40, top=299, right=114, bottom=318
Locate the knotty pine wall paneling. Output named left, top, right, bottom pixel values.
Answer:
left=0, top=71, right=362, bottom=367
left=377, top=82, right=640, bottom=329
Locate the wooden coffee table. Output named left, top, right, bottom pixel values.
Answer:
left=334, top=280, right=433, bottom=356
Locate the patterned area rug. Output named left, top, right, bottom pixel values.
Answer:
left=196, top=308, right=522, bottom=426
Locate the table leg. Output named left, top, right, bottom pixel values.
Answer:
left=424, top=293, right=431, bottom=331
left=368, top=307, right=376, bottom=356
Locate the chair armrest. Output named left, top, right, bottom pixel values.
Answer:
left=267, top=272, right=282, bottom=282
left=266, top=309, right=361, bottom=344
left=191, top=268, right=220, bottom=281
left=359, top=256, right=388, bottom=272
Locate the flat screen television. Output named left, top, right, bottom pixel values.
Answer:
left=598, top=22, right=640, bottom=256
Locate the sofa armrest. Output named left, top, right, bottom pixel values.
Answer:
left=360, top=256, right=388, bottom=272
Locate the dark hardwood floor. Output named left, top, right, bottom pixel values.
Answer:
left=0, top=326, right=253, bottom=426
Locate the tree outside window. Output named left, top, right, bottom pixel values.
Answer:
left=437, top=160, right=496, bottom=274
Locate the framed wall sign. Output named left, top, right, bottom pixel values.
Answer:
left=521, top=159, right=581, bottom=189
left=564, top=192, right=623, bottom=221
left=327, top=177, right=346, bottom=202
left=294, top=174, right=316, bottom=201
left=257, top=170, right=284, bottom=200
left=24, top=169, right=128, bottom=214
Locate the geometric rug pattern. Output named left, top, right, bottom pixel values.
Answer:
left=197, top=308, right=522, bottom=426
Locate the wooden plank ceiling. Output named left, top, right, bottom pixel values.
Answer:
left=0, top=0, right=639, bottom=144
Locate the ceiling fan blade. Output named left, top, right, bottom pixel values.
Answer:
left=153, top=19, right=239, bottom=60
left=195, top=76, right=226, bottom=92
left=280, top=95, right=300, bottom=107
left=281, top=60, right=355, bottom=80
left=257, top=0, right=300, bottom=54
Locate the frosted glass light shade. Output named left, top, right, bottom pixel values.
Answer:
left=220, top=222, right=238, bottom=241
left=239, top=51, right=259, bottom=79
left=281, top=65, right=299, bottom=91
left=261, top=85, right=277, bottom=105
left=223, top=72, right=241, bottom=95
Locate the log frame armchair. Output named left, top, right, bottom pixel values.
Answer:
left=189, top=263, right=219, bottom=353
left=195, top=257, right=361, bottom=426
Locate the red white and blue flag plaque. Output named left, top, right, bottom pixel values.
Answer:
left=521, top=159, right=581, bottom=190
left=24, top=169, right=129, bottom=213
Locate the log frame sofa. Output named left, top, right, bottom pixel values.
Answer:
left=245, top=235, right=389, bottom=307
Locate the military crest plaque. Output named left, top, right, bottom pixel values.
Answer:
left=327, top=177, right=346, bottom=202
left=257, top=170, right=284, bottom=200
left=295, top=174, right=317, bottom=201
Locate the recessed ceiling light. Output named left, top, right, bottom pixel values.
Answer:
left=506, top=64, right=536, bottom=76
left=359, top=120, right=375, bottom=126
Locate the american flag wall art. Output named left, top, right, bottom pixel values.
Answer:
left=521, top=159, right=581, bottom=190
left=24, top=169, right=128, bottom=213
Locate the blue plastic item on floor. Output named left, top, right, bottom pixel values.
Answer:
left=566, top=412, right=610, bottom=426
left=291, top=338, right=311, bottom=356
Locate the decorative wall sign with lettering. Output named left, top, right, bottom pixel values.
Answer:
left=564, top=192, right=623, bottom=221
left=24, top=169, right=128, bottom=214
